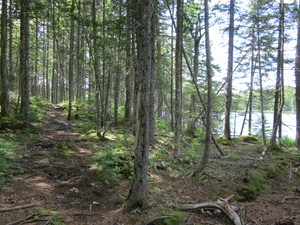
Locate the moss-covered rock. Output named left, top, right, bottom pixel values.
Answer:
left=242, top=136, right=259, bottom=144
left=238, top=169, right=267, bottom=200
left=217, top=136, right=234, bottom=146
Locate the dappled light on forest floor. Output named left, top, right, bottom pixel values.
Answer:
left=0, top=106, right=300, bottom=224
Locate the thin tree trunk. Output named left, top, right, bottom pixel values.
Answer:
left=67, top=0, right=75, bottom=121
left=223, top=0, right=235, bottom=140
left=262, top=0, right=285, bottom=156
left=296, top=0, right=300, bottom=149
left=273, top=0, right=284, bottom=142
left=190, top=0, right=213, bottom=176
left=124, top=0, right=132, bottom=122
left=20, top=0, right=31, bottom=128
left=174, top=0, right=183, bottom=159
left=92, top=0, right=104, bottom=140
left=1, top=0, right=9, bottom=116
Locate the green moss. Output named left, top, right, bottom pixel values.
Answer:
left=238, top=162, right=285, bottom=200
left=238, top=169, right=267, bottom=200
left=217, top=136, right=234, bottom=146
left=154, top=208, right=186, bottom=225
left=270, top=143, right=284, bottom=153
left=263, top=163, right=285, bottom=178
left=242, top=136, right=259, bottom=144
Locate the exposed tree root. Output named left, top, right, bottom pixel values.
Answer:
left=176, top=195, right=242, bottom=225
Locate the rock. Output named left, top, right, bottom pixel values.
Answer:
left=38, top=158, right=50, bottom=165
left=296, top=187, right=300, bottom=193
left=53, top=119, right=69, bottom=126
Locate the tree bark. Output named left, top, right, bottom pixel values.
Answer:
left=20, top=0, right=31, bottom=128
left=124, top=0, right=156, bottom=212
left=92, top=0, right=104, bottom=140
left=296, top=0, right=300, bottom=149
left=67, top=0, right=75, bottom=121
left=174, top=0, right=183, bottom=159
left=190, top=0, right=212, bottom=176
left=222, top=0, right=235, bottom=140
left=1, top=0, right=9, bottom=116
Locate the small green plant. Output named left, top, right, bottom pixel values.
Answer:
left=54, top=139, right=77, bottom=154
left=92, top=148, right=134, bottom=185
left=280, top=136, right=296, bottom=147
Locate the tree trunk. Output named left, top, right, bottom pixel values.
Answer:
left=92, top=0, right=104, bottom=140
left=124, top=0, right=156, bottom=213
left=296, top=0, right=300, bottom=149
left=67, top=0, right=75, bottom=121
left=222, top=0, right=235, bottom=140
left=1, top=0, right=9, bottom=116
left=190, top=0, right=212, bottom=176
left=174, top=0, right=183, bottom=159
left=273, top=0, right=284, bottom=143
left=20, top=0, right=31, bottom=128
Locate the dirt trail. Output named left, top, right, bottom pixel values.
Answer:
left=1, top=106, right=300, bottom=225
left=0, top=106, right=124, bottom=225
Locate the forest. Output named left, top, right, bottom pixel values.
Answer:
left=1, top=0, right=300, bottom=224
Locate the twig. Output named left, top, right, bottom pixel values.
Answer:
left=6, top=213, right=36, bottom=225
left=0, top=203, right=36, bottom=212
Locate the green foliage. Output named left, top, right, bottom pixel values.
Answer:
left=280, top=136, right=296, bottom=148
left=156, top=120, right=171, bottom=135
left=270, top=143, right=284, bottom=153
left=54, top=139, right=77, bottom=154
left=0, top=136, right=17, bottom=185
left=91, top=146, right=134, bottom=185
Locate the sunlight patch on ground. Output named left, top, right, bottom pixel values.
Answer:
left=149, top=173, right=163, bottom=182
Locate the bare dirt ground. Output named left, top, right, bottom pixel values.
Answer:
left=0, top=106, right=300, bottom=225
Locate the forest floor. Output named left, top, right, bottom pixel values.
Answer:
left=1, top=105, right=300, bottom=225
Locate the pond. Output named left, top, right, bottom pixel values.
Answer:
left=230, top=112, right=296, bottom=140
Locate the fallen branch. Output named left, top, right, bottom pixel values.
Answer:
left=176, top=195, right=241, bottom=225
left=0, top=203, right=36, bottom=212
left=142, top=215, right=171, bottom=225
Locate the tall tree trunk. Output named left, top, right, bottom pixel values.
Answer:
left=222, top=0, right=235, bottom=140
left=124, top=0, right=156, bottom=213
left=51, top=1, right=58, bottom=104
left=67, top=0, right=75, bottom=121
left=262, top=0, right=285, bottom=157
left=20, top=0, right=31, bottom=128
left=190, top=0, right=213, bottom=176
left=92, top=0, right=104, bottom=140
left=174, top=0, right=183, bottom=159
left=32, top=14, right=38, bottom=96
left=273, top=0, right=285, bottom=142
left=1, top=0, right=9, bottom=116
left=124, top=0, right=132, bottom=122
left=257, top=15, right=267, bottom=146
left=296, top=0, right=300, bottom=149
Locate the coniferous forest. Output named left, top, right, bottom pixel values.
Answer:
left=1, top=0, right=300, bottom=224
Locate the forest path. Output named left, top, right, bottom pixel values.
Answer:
left=0, top=105, right=122, bottom=225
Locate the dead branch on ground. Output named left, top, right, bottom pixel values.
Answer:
left=0, top=203, right=36, bottom=212
left=176, top=195, right=242, bottom=225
